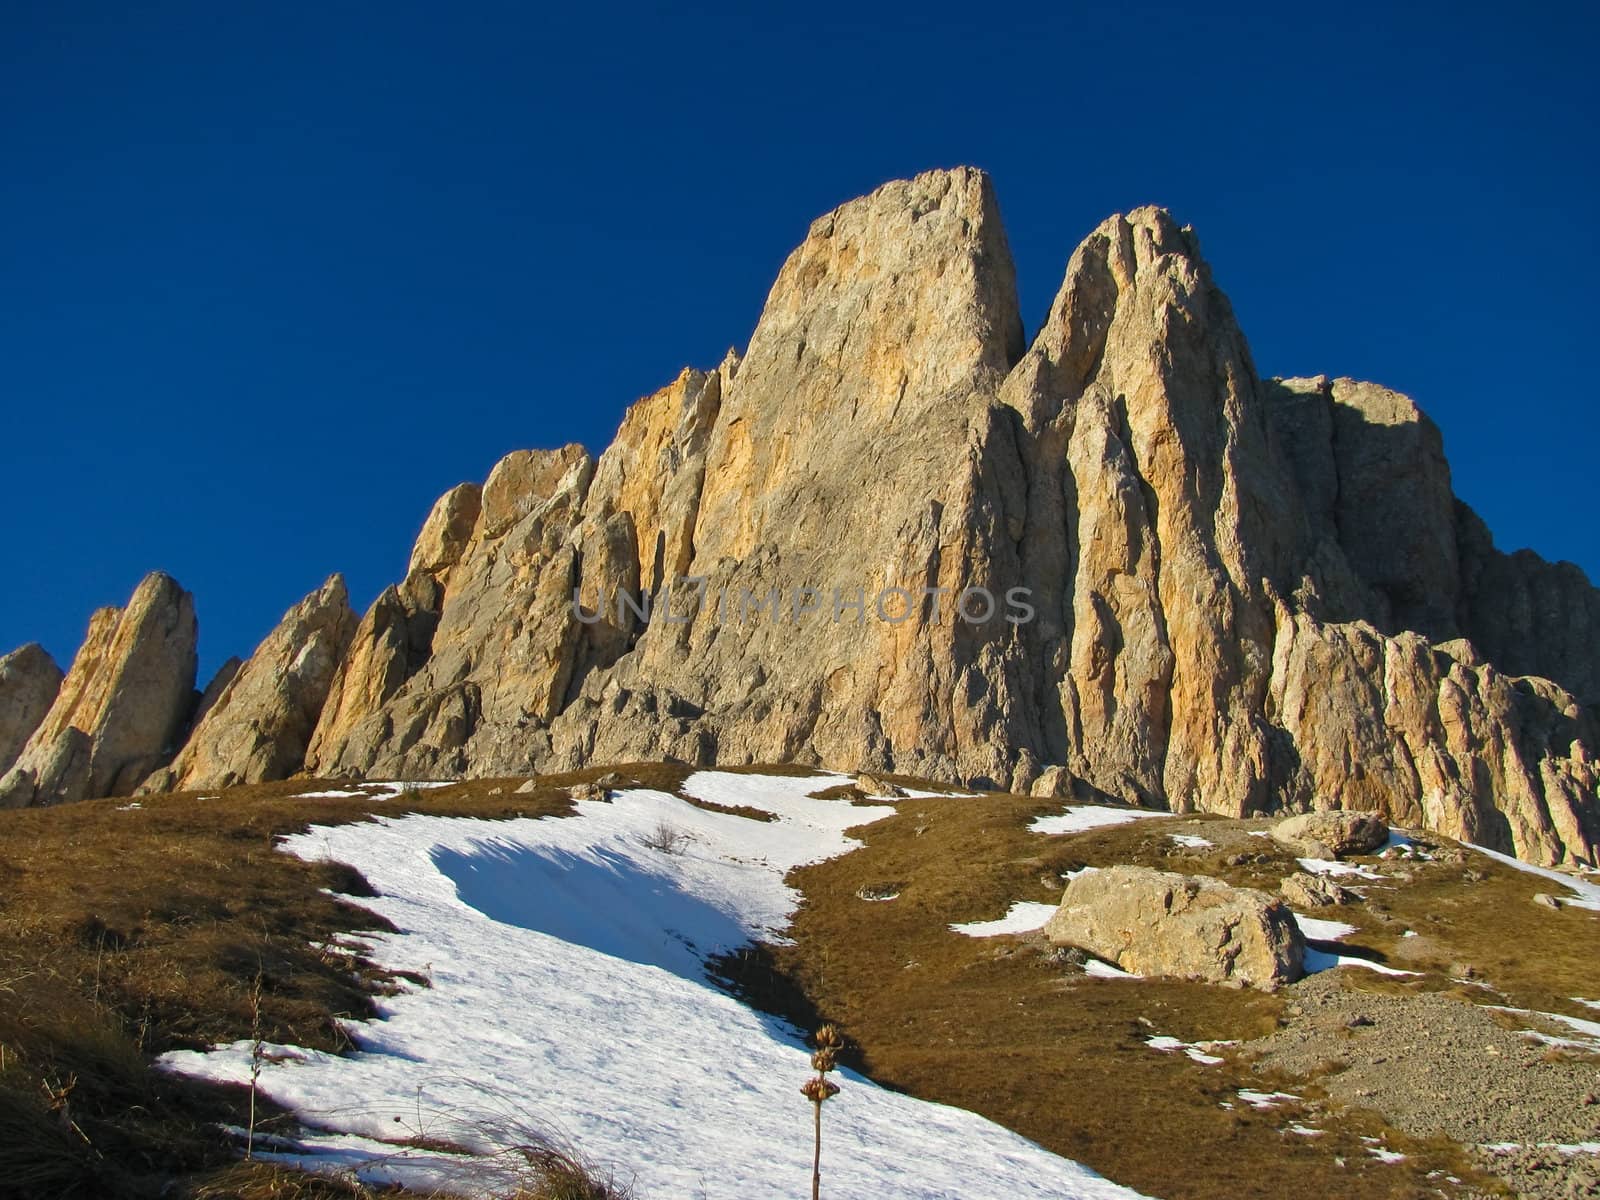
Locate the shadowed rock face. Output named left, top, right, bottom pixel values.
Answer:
left=0, top=572, right=197, bottom=807
left=0, top=643, right=63, bottom=774
left=78, top=168, right=1600, bottom=866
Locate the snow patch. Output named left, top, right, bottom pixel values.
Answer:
left=1296, top=857, right=1382, bottom=880
left=161, top=771, right=1149, bottom=1199
left=1167, top=833, right=1214, bottom=849
left=1482, top=1141, right=1600, bottom=1156
left=1293, top=915, right=1358, bottom=943
left=1146, top=1036, right=1232, bottom=1066
left=1030, top=806, right=1170, bottom=836
left=1485, top=1005, right=1600, bottom=1051
left=951, top=901, right=1057, bottom=938
left=1236, top=1090, right=1298, bottom=1110
left=1303, top=948, right=1417, bottom=978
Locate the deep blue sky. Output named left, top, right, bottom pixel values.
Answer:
left=3, top=2, right=1596, bottom=682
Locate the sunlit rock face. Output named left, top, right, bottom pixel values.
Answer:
left=142, top=574, right=357, bottom=792
left=0, top=572, right=196, bottom=807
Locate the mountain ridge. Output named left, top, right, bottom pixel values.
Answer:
left=2, top=167, right=1596, bottom=867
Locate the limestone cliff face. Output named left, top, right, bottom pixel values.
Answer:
left=1265, top=610, right=1598, bottom=867
left=998, top=208, right=1297, bottom=816
left=1456, top=503, right=1600, bottom=707
left=145, top=575, right=356, bottom=791
left=0, top=573, right=197, bottom=807
left=258, top=168, right=1598, bottom=865
left=548, top=166, right=1033, bottom=784
left=305, top=482, right=483, bottom=774
left=306, top=448, right=597, bottom=778
left=0, top=643, right=63, bottom=774
left=35, top=168, right=1596, bottom=865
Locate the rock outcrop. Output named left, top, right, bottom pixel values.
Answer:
left=1280, top=873, right=1357, bottom=908
left=1265, top=610, right=1599, bottom=868
left=1044, top=865, right=1306, bottom=989
left=22, top=169, right=1598, bottom=867
left=144, top=576, right=356, bottom=791
left=0, top=573, right=197, bottom=807
left=304, top=446, right=600, bottom=779
left=192, top=657, right=244, bottom=730
left=0, top=644, right=63, bottom=774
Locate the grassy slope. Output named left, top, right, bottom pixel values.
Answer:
left=0, top=766, right=684, bottom=1200
left=3, top=763, right=1594, bottom=1198
left=717, top=777, right=1598, bottom=1200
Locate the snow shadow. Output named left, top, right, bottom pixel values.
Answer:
left=432, top=839, right=753, bottom=982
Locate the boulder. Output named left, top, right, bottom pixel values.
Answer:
left=1280, top=872, right=1358, bottom=908
left=1044, top=865, right=1305, bottom=990
left=1030, top=766, right=1074, bottom=799
left=1271, top=811, right=1390, bottom=860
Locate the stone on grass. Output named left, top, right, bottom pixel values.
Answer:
left=1044, top=865, right=1305, bottom=990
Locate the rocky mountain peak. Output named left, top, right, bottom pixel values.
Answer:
left=9, top=173, right=1598, bottom=867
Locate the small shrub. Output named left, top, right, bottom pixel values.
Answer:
left=639, top=821, right=689, bottom=856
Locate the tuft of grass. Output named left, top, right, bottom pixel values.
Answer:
left=680, top=796, right=777, bottom=823
left=190, top=1161, right=379, bottom=1198
left=511, top=1146, right=634, bottom=1199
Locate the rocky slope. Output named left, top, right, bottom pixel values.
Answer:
left=5, top=169, right=1597, bottom=866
